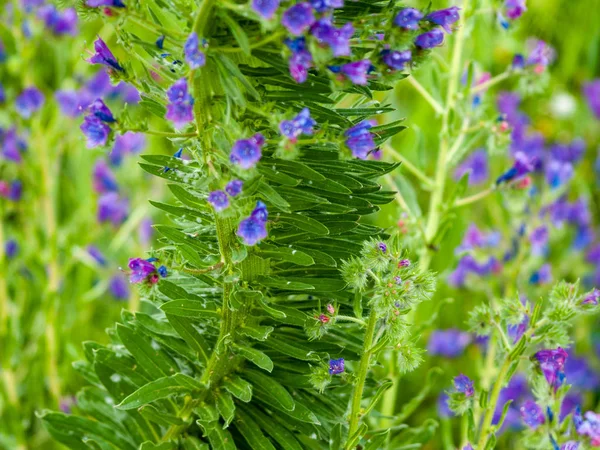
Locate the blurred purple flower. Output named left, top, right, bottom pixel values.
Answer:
left=279, top=108, right=316, bottom=142
left=437, top=393, right=453, bottom=418
left=237, top=201, right=268, bottom=246
left=529, top=225, right=548, bottom=255
left=81, top=116, right=110, bottom=148
left=93, top=160, right=119, bottom=193
left=428, top=329, right=471, bottom=357
left=1, top=128, right=27, bottom=163
left=5, top=239, right=18, bottom=259
left=165, top=78, right=194, bottom=127
left=526, top=39, right=555, bottom=67
left=582, top=289, right=600, bottom=306
left=109, top=274, right=129, bottom=300
left=110, top=132, right=146, bottom=166
left=456, top=224, right=500, bottom=253
left=37, top=5, right=77, bottom=36
left=208, top=190, right=229, bottom=212
left=454, top=374, right=474, bottom=396
left=97, top=192, right=128, bottom=226
left=184, top=32, right=206, bottom=69
left=381, top=50, right=412, bottom=71
left=310, top=0, right=342, bottom=12
left=394, top=8, right=423, bottom=30
left=529, top=263, right=551, bottom=285
left=520, top=400, right=544, bottom=428
left=15, top=87, right=45, bottom=119
left=225, top=180, right=243, bottom=197
left=583, top=80, right=600, bottom=119
left=139, top=217, right=153, bottom=245
left=285, top=37, right=313, bottom=83
left=310, top=17, right=354, bottom=57
left=252, top=0, right=280, bottom=19
left=230, top=133, right=265, bottom=169
left=496, top=151, right=536, bottom=185
left=282, top=3, right=315, bottom=35
left=87, top=0, right=126, bottom=7
left=338, top=60, right=372, bottom=85
left=87, top=245, right=106, bottom=266
left=577, top=411, right=600, bottom=445
left=454, top=149, right=488, bottom=185
left=505, top=0, right=526, bottom=20
left=564, top=354, right=600, bottom=390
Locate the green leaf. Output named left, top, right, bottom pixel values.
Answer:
left=232, top=344, right=274, bottom=372
left=329, top=423, right=342, bottom=450
left=216, top=54, right=261, bottom=101
left=160, top=300, right=220, bottom=319
left=237, top=325, right=274, bottom=341
left=181, top=436, right=209, bottom=450
left=256, top=244, right=315, bottom=266
left=243, top=370, right=295, bottom=411
left=260, top=336, right=318, bottom=361
left=276, top=213, right=329, bottom=235
left=215, top=390, right=236, bottom=428
left=257, top=181, right=292, bottom=212
left=494, top=400, right=514, bottom=431
left=223, top=376, right=253, bottom=402
left=247, top=407, right=303, bottom=450
left=205, top=427, right=236, bottom=450
left=253, top=389, right=320, bottom=425
left=219, top=12, right=250, bottom=55
left=395, top=367, right=443, bottom=423
left=234, top=408, right=277, bottom=450
left=116, top=374, right=204, bottom=410
left=166, top=314, right=211, bottom=364
left=364, top=430, right=390, bottom=450
left=363, top=380, right=393, bottom=416
left=139, top=404, right=185, bottom=427
left=195, top=403, right=220, bottom=433
left=139, top=441, right=177, bottom=450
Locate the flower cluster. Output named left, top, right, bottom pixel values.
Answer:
left=127, top=257, right=167, bottom=285
left=207, top=180, right=243, bottom=212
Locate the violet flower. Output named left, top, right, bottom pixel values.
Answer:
left=526, top=39, right=555, bottom=67
left=208, top=190, right=229, bottom=212
left=454, top=374, right=474, bottom=397
left=110, top=132, right=146, bottom=166
left=184, top=32, right=206, bottom=69
left=230, top=133, right=265, bottom=169
left=329, top=358, right=345, bottom=375
left=415, top=28, right=444, bottom=49
left=309, top=0, right=343, bottom=13
left=5, top=239, right=18, bottom=259
left=1, top=128, right=27, bottom=163
left=81, top=116, right=111, bottom=148
left=93, top=160, right=119, bottom=193
left=285, top=37, right=313, bottom=83
left=426, top=7, right=460, bottom=33
left=381, top=50, right=412, bottom=71
left=454, top=149, right=488, bottom=185
left=252, top=0, right=280, bottom=19
left=520, top=400, right=545, bottom=428
left=583, top=80, right=600, bottom=119
left=505, top=0, right=526, bottom=20
left=279, top=108, right=316, bottom=142
left=165, top=78, right=194, bottom=127
left=282, top=3, right=315, bottom=36
left=128, top=257, right=157, bottom=284
left=37, top=5, right=77, bottom=36
left=496, top=151, right=536, bottom=185
left=533, top=347, right=568, bottom=391
left=97, top=192, right=128, bottom=226
left=87, top=0, right=125, bottom=6
left=87, top=245, right=106, bottom=266
left=310, top=17, right=354, bottom=57
left=577, top=411, right=600, bottom=446
left=15, top=87, right=45, bottom=119
left=225, top=180, right=243, bottom=197
left=88, top=37, right=124, bottom=72
left=237, top=201, right=268, bottom=246
left=428, top=329, right=472, bottom=357
left=89, top=99, right=116, bottom=123
left=109, top=274, right=129, bottom=300
left=394, top=8, right=423, bottom=30
left=344, top=120, right=377, bottom=159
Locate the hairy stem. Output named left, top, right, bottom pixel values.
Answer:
left=347, top=310, right=378, bottom=446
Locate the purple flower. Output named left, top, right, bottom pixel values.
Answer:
left=55, top=90, right=85, bottom=117
left=225, top=180, right=243, bottom=197
left=157, top=265, right=168, bottom=277
left=87, top=245, right=106, bottom=265
left=496, top=151, right=536, bottom=184
left=426, top=7, right=460, bottom=33
left=1, top=128, right=27, bottom=163
left=5, top=239, right=18, bottom=259
left=454, top=374, right=474, bottom=397
left=398, top=259, right=410, bottom=267
left=0, top=82, right=5, bottom=103
left=89, top=99, right=116, bottom=123
left=492, top=373, right=528, bottom=430
left=437, top=394, right=453, bottom=418
left=208, top=190, right=229, bottom=212
left=81, top=116, right=110, bottom=148
left=456, top=225, right=500, bottom=252
left=534, top=347, right=568, bottom=390
left=86, top=0, right=126, bottom=7
left=454, top=149, right=488, bottom=185
left=529, top=225, right=548, bottom=255
left=428, top=329, right=471, bottom=357
left=3, top=180, right=22, bottom=201
left=560, top=442, right=580, bottom=450
left=378, top=242, right=387, bottom=253
left=309, top=0, right=343, bottom=13
left=344, top=120, right=377, bottom=159
left=88, top=37, right=124, bottom=72
left=282, top=3, right=315, bottom=35
left=279, top=108, right=316, bottom=141
left=237, top=201, right=268, bottom=246
left=252, top=0, right=280, bottom=19
left=508, top=311, right=529, bottom=344
left=550, top=139, right=585, bottom=164
left=37, top=5, right=77, bottom=36
left=310, top=17, right=354, bottom=57
left=582, top=289, right=600, bottom=306
left=564, top=354, right=599, bottom=390
left=97, top=192, right=128, bottom=226
left=184, top=32, right=206, bottom=69
left=285, top=37, right=313, bottom=83
left=583, top=80, right=600, bottom=119
left=577, top=411, right=600, bottom=446
left=415, top=27, right=445, bottom=49
left=520, top=400, right=545, bottom=428
left=381, top=50, right=412, bottom=71
left=109, top=274, right=129, bottom=300
left=545, top=159, right=573, bottom=189
left=93, top=160, right=118, bottom=193
left=526, top=39, right=555, bottom=67
left=230, top=133, right=265, bottom=169
left=109, top=82, right=140, bottom=104
left=165, top=78, right=194, bottom=127
left=529, top=263, right=551, bottom=285
left=110, top=132, right=146, bottom=166
left=329, top=358, right=345, bottom=375
left=505, top=0, right=526, bottom=20
left=128, top=257, right=157, bottom=284
left=139, top=218, right=154, bottom=245
left=394, top=8, right=423, bottom=30
left=448, top=254, right=500, bottom=287
left=15, top=87, right=45, bottom=119
left=86, top=71, right=112, bottom=97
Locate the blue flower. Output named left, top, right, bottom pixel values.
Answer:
left=81, top=116, right=111, bottom=148
left=279, top=108, right=316, bottom=141
left=109, top=274, right=129, bottom=300
left=157, top=265, right=168, bottom=278
left=381, top=50, right=412, bottom=71
left=165, top=78, right=194, bottom=127
left=309, top=0, right=343, bottom=13
left=415, top=28, right=445, bottom=49
left=496, top=151, right=536, bottom=185
left=97, top=192, right=128, bottom=226
left=394, top=8, right=423, bottom=30
left=310, top=17, right=354, bottom=57
left=454, top=374, right=474, bottom=396
left=237, top=201, right=268, bottom=246
left=88, top=37, right=124, bottom=72
left=520, top=400, right=544, bottom=428
left=230, top=133, right=265, bottom=169
left=225, top=179, right=243, bottom=197
left=329, top=358, right=345, bottom=375
left=529, top=263, right=551, bottom=285
left=252, top=0, right=280, bottom=19
left=285, top=37, right=313, bottom=83
left=86, top=0, right=125, bottom=7
left=15, top=87, right=45, bottom=119
left=282, top=3, right=315, bottom=36
left=208, top=190, right=229, bottom=212
left=93, top=160, right=119, bottom=193
left=184, top=32, right=206, bottom=69
left=344, top=120, right=377, bottom=159
left=88, top=98, right=116, bottom=123
left=426, top=7, right=461, bottom=33
left=428, top=329, right=472, bottom=357
left=5, top=239, right=18, bottom=259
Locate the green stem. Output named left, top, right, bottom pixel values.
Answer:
left=335, top=315, right=367, bottom=327
left=406, top=75, right=444, bottom=115
left=346, top=310, right=379, bottom=447
left=454, top=187, right=494, bottom=208
left=477, top=357, right=511, bottom=448
left=126, top=129, right=198, bottom=138
left=420, top=6, right=467, bottom=272
left=469, top=71, right=511, bottom=94
left=0, top=211, right=8, bottom=335
left=384, top=144, right=435, bottom=188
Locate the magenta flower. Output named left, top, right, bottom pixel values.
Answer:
left=88, top=37, right=124, bottom=72
left=426, top=7, right=460, bottom=33
left=282, top=3, right=315, bottom=35
left=329, top=358, right=345, bottom=375
left=128, top=257, right=157, bottom=283
left=505, top=0, right=526, bottom=20
left=230, top=133, right=265, bottom=169
left=534, top=347, right=568, bottom=390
